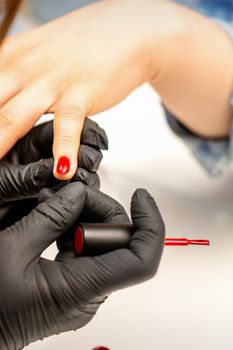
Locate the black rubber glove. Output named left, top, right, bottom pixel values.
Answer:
left=4, top=117, right=108, bottom=188
left=0, top=118, right=108, bottom=226
left=0, top=183, right=165, bottom=350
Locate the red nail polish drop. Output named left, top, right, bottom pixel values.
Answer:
left=56, top=156, right=70, bottom=175
left=92, top=347, right=110, bottom=350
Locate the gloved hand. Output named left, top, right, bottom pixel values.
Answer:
left=0, top=183, right=165, bottom=350
left=4, top=117, right=108, bottom=187
left=0, top=118, right=108, bottom=226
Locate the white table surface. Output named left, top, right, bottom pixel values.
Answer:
left=25, top=84, right=233, bottom=350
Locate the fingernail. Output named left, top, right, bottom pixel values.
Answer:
left=56, top=156, right=70, bottom=175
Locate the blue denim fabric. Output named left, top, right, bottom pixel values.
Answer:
left=176, top=1, right=233, bottom=23
left=29, top=0, right=233, bottom=25
left=29, top=0, right=233, bottom=23
left=28, top=0, right=95, bottom=23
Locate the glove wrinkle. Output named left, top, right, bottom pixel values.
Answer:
left=72, top=167, right=100, bottom=189
left=79, top=145, right=103, bottom=172
left=0, top=159, right=54, bottom=205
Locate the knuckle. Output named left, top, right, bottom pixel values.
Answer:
left=105, top=203, right=127, bottom=222
left=55, top=134, right=78, bottom=146
left=30, top=159, right=53, bottom=187
left=91, top=174, right=100, bottom=189
left=138, top=256, right=158, bottom=280
left=56, top=108, right=86, bottom=123
left=35, top=199, right=69, bottom=230
left=74, top=167, right=89, bottom=184
left=79, top=147, right=102, bottom=172
left=0, top=109, right=16, bottom=130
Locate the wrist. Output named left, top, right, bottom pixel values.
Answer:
left=145, top=1, right=233, bottom=138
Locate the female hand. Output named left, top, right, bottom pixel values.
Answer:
left=0, top=0, right=161, bottom=179
left=0, top=118, right=108, bottom=227
left=4, top=117, right=108, bottom=187
left=0, top=0, right=231, bottom=180
left=0, top=183, right=165, bottom=349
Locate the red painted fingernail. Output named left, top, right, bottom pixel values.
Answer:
left=56, top=156, right=70, bottom=175
left=92, top=347, right=110, bottom=350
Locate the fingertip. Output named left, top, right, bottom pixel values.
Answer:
left=33, top=158, right=55, bottom=186
left=38, top=158, right=54, bottom=175
left=53, top=155, right=78, bottom=180
left=85, top=187, right=129, bottom=223
left=54, top=181, right=87, bottom=205
left=130, top=188, right=165, bottom=236
left=72, top=167, right=101, bottom=189
left=131, top=188, right=153, bottom=207
left=82, top=118, right=109, bottom=150
left=79, top=145, right=103, bottom=172
left=97, top=127, right=109, bottom=150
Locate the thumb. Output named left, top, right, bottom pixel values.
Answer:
left=8, top=182, right=87, bottom=259
left=82, top=189, right=165, bottom=295
left=129, top=188, right=165, bottom=272
left=0, top=158, right=55, bottom=204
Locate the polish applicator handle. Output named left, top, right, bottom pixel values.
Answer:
left=74, top=223, right=210, bottom=256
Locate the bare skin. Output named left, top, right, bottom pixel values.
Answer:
left=0, top=0, right=232, bottom=179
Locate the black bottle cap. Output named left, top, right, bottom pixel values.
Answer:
left=74, top=223, right=134, bottom=256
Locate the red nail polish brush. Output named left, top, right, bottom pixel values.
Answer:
left=165, top=237, right=210, bottom=246
left=74, top=223, right=210, bottom=256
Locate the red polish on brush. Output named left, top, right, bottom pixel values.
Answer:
left=74, top=223, right=210, bottom=256
left=165, top=238, right=210, bottom=246
left=56, top=156, right=70, bottom=175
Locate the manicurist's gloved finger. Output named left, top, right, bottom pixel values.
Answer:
left=37, top=169, right=100, bottom=214
left=72, top=168, right=100, bottom=189
left=56, top=186, right=130, bottom=260
left=81, top=118, right=108, bottom=150
left=0, top=186, right=165, bottom=349
left=84, top=186, right=130, bottom=224
left=7, top=182, right=87, bottom=261
left=0, top=158, right=54, bottom=204
left=78, top=145, right=103, bottom=172
left=81, top=189, right=165, bottom=294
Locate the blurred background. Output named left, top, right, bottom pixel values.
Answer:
left=9, top=2, right=233, bottom=349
